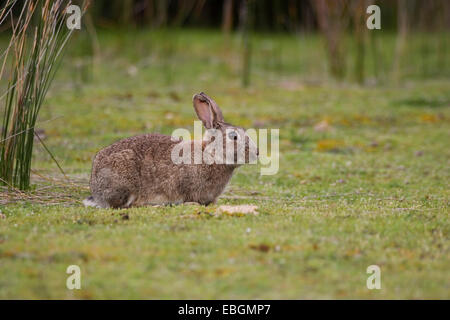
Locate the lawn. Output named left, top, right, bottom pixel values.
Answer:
left=0, top=29, right=449, bottom=299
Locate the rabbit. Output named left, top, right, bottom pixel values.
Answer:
left=83, top=92, right=259, bottom=209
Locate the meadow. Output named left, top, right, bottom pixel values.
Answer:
left=0, top=29, right=449, bottom=299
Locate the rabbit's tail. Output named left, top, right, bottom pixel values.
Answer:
left=83, top=195, right=100, bottom=208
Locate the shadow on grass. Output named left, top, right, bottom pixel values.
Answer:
left=393, top=97, right=449, bottom=108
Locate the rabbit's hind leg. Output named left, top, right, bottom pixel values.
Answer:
left=92, top=149, right=140, bottom=209
left=103, top=185, right=135, bottom=208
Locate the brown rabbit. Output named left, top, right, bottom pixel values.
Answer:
left=83, top=92, right=258, bottom=208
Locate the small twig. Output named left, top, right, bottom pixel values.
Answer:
left=0, top=115, right=63, bottom=143
left=0, top=175, right=27, bottom=195
left=31, top=170, right=88, bottom=189
left=34, top=130, right=68, bottom=180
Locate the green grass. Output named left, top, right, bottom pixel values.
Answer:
left=0, top=29, right=449, bottom=299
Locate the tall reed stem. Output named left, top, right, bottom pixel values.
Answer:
left=0, top=0, right=88, bottom=190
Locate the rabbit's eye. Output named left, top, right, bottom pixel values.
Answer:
left=228, top=131, right=238, bottom=140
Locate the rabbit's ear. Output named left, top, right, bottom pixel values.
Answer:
left=203, top=93, right=224, bottom=124
left=193, top=93, right=214, bottom=128
left=193, top=92, right=224, bottom=128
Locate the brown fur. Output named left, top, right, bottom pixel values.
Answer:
left=85, top=92, right=257, bottom=209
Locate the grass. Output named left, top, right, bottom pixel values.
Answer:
left=0, top=29, right=449, bottom=299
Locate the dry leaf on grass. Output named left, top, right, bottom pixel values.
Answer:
left=316, top=139, right=345, bottom=152
left=249, top=243, right=271, bottom=252
left=218, top=205, right=259, bottom=216
left=314, top=119, right=332, bottom=132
